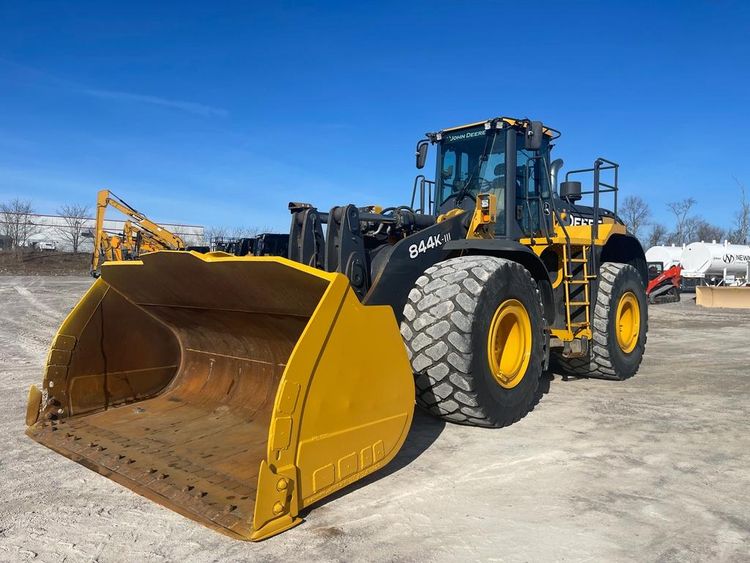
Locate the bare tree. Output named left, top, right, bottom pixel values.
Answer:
left=230, top=225, right=275, bottom=239
left=204, top=226, right=228, bottom=248
left=230, top=226, right=255, bottom=239
left=729, top=177, right=749, bottom=243
left=646, top=223, right=667, bottom=248
left=619, top=195, right=651, bottom=240
left=693, top=218, right=725, bottom=242
left=0, top=198, right=40, bottom=249
left=206, top=225, right=276, bottom=249
left=56, top=203, right=91, bottom=253
left=666, top=198, right=697, bottom=245
left=684, top=216, right=701, bottom=243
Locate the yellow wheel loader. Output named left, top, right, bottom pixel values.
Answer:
left=26, top=117, right=648, bottom=540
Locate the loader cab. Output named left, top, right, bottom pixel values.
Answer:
left=430, top=119, right=554, bottom=240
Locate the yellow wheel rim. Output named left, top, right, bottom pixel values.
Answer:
left=487, top=299, right=532, bottom=389
left=615, top=291, right=640, bottom=353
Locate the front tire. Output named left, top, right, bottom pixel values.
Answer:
left=400, top=256, right=545, bottom=428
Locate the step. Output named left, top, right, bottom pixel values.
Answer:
left=568, top=301, right=590, bottom=306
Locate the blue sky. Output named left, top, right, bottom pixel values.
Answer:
left=1, top=0, right=748, bottom=232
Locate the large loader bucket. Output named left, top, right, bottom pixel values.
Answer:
left=26, top=251, right=414, bottom=541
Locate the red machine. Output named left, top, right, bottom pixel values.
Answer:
left=647, top=262, right=682, bottom=304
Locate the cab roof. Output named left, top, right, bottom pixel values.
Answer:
left=430, top=117, right=559, bottom=140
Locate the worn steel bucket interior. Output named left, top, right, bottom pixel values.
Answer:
left=27, top=253, right=333, bottom=537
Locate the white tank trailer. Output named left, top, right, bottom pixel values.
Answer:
left=645, top=245, right=684, bottom=269
left=680, top=241, right=750, bottom=285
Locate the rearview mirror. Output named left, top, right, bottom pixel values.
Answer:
left=524, top=121, right=544, bottom=151
left=416, top=140, right=429, bottom=169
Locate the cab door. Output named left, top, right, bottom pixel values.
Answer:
left=515, top=134, right=553, bottom=239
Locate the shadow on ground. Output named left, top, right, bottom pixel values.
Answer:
left=303, top=370, right=557, bottom=514
left=301, top=408, right=446, bottom=514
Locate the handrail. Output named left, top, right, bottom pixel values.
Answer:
left=410, top=175, right=435, bottom=214
left=560, top=157, right=620, bottom=286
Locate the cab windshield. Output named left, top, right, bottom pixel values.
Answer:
left=436, top=126, right=507, bottom=233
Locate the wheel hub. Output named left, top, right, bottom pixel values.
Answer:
left=487, top=299, right=532, bottom=389
left=615, top=291, right=640, bottom=353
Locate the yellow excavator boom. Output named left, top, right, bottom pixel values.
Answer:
left=26, top=251, right=414, bottom=540
left=91, top=189, right=186, bottom=274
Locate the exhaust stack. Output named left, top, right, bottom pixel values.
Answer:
left=549, top=158, right=564, bottom=192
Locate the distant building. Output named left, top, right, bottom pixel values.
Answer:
left=17, top=213, right=205, bottom=252
left=0, top=234, right=11, bottom=251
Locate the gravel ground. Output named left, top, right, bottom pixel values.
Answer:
left=0, top=276, right=748, bottom=562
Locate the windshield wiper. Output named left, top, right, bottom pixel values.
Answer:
left=455, top=131, right=498, bottom=205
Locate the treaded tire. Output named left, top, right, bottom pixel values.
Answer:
left=400, top=256, right=545, bottom=428
left=552, top=262, right=648, bottom=381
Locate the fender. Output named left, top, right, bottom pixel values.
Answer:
left=443, top=239, right=555, bottom=325
left=364, top=213, right=468, bottom=321
left=600, top=233, right=648, bottom=286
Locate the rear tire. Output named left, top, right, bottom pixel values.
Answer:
left=400, top=256, right=545, bottom=428
left=552, top=262, right=647, bottom=380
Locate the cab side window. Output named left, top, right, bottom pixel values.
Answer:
left=517, top=141, right=541, bottom=235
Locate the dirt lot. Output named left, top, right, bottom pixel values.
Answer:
left=0, top=252, right=89, bottom=276
left=0, top=277, right=748, bottom=562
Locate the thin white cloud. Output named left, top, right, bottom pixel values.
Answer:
left=80, top=88, right=228, bottom=118
left=1, top=58, right=228, bottom=118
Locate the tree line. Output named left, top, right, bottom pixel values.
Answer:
left=0, top=198, right=92, bottom=252
left=7, top=183, right=746, bottom=255
left=618, top=179, right=750, bottom=248
left=0, top=197, right=271, bottom=252
left=203, top=225, right=276, bottom=246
